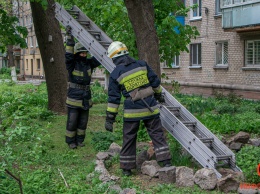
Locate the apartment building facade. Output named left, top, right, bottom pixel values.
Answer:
left=12, top=1, right=44, bottom=79
left=161, top=0, right=260, bottom=100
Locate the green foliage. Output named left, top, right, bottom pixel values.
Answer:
left=0, top=9, right=28, bottom=52
left=215, top=103, right=238, bottom=114
left=254, top=104, right=260, bottom=114
left=167, top=136, right=195, bottom=168
left=90, top=131, right=119, bottom=151
left=1, top=83, right=259, bottom=193
left=175, top=94, right=216, bottom=115
left=153, top=0, right=200, bottom=62
left=236, top=146, right=260, bottom=184
left=91, top=80, right=108, bottom=104
left=0, top=67, right=11, bottom=79
left=137, top=121, right=150, bottom=142
left=0, top=67, right=11, bottom=75
left=59, top=0, right=199, bottom=63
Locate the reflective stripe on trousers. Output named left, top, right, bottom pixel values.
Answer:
left=65, top=107, right=89, bottom=144
left=120, top=117, right=171, bottom=170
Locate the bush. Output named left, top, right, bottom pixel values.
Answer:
left=90, top=131, right=119, bottom=151
left=0, top=67, right=11, bottom=75
left=215, top=103, right=237, bottom=114
left=236, top=145, right=260, bottom=184
left=91, top=81, right=107, bottom=104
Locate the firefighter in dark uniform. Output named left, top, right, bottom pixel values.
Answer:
left=65, top=26, right=101, bottom=149
left=105, top=41, right=172, bottom=176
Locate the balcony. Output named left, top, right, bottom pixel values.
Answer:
left=221, top=0, right=260, bottom=29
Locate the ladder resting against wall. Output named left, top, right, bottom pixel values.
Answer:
left=54, top=2, right=242, bottom=178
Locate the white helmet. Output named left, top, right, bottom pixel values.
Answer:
left=107, top=41, right=129, bottom=58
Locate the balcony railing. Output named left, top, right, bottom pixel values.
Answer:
left=221, top=0, right=260, bottom=28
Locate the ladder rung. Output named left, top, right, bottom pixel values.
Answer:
left=215, top=162, right=230, bottom=167
left=67, top=10, right=79, bottom=14
left=182, top=121, right=197, bottom=125
left=166, top=106, right=180, bottom=111
left=78, top=20, right=90, bottom=25
left=199, top=137, right=214, bottom=143
left=99, top=41, right=111, bottom=45
left=216, top=155, right=232, bottom=160
left=88, top=30, right=101, bottom=35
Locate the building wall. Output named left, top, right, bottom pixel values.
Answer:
left=161, top=0, right=260, bottom=100
left=16, top=1, right=44, bottom=79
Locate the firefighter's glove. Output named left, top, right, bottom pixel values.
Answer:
left=65, top=25, right=72, bottom=36
left=65, top=26, right=75, bottom=46
left=154, top=93, right=165, bottom=103
left=105, top=111, right=116, bottom=132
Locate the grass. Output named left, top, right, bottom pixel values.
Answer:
left=1, top=82, right=258, bottom=193
left=31, top=104, right=226, bottom=194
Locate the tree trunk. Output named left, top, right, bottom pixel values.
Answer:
left=30, top=0, right=67, bottom=114
left=124, top=0, right=161, bottom=76
left=7, top=45, right=14, bottom=67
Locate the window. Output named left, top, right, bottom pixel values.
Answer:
left=190, top=0, right=202, bottom=19
left=26, top=59, right=28, bottom=69
left=30, top=37, right=34, bottom=47
left=216, top=42, right=228, bottom=65
left=36, top=38, right=38, bottom=47
left=163, top=56, right=180, bottom=68
left=37, top=59, right=41, bottom=70
left=215, top=0, right=222, bottom=15
left=223, top=0, right=253, bottom=6
left=245, top=40, right=260, bottom=66
left=190, top=43, right=201, bottom=66
left=25, top=38, right=28, bottom=48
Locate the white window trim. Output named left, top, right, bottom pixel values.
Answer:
left=245, top=40, right=260, bottom=67
left=163, top=55, right=180, bottom=68
left=215, top=41, right=229, bottom=66
left=30, top=36, right=34, bottom=48
left=190, top=0, right=202, bottom=20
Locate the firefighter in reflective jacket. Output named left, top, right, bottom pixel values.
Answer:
left=105, top=41, right=172, bottom=176
left=65, top=26, right=101, bottom=149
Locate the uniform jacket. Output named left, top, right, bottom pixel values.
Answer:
left=65, top=46, right=100, bottom=110
left=107, top=55, right=163, bottom=121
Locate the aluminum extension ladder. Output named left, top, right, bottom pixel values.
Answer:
left=54, top=2, right=241, bottom=178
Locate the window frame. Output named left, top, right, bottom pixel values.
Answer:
left=245, top=40, right=260, bottom=67
left=163, top=55, right=180, bottom=68
left=190, top=0, right=202, bottom=20
left=190, top=43, right=202, bottom=67
left=37, top=59, right=41, bottom=70
left=30, top=36, right=34, bottom=48
left=215, top=41, right=229, bottom=66
left=215, top=0, right=222, bottom=15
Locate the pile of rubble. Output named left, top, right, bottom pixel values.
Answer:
left=91, top=131, right=259, bottom=194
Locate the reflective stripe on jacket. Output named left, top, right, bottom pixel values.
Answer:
left=107, top=55, right=162, bottom=121
left=65, top=46, right=100, bottom=109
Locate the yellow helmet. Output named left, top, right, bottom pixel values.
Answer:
left=74, top=42, right=88, bottom=54
left=107, top=41, right=129, bottom=58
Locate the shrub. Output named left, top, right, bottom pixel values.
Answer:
left=236, top=145, right=260, bottom=184
left=90, top=131, right=119, bottom=151
left=215, top=103, right=237, bottom=114
left=255, top=104, right=260, bottom=114
left=91, top=81, right=107, bottom=104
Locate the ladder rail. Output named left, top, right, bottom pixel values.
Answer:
left=71, top=5, right=113, bottom=45
left=54, top=2, right=242, bottom=177
left=54, top=3, right=115, bottom=73
left=164, top=88, right=236, bottom=156
left=159, top=105, right=222, bottom=178
left=163, top=88, right=241, bottom=172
